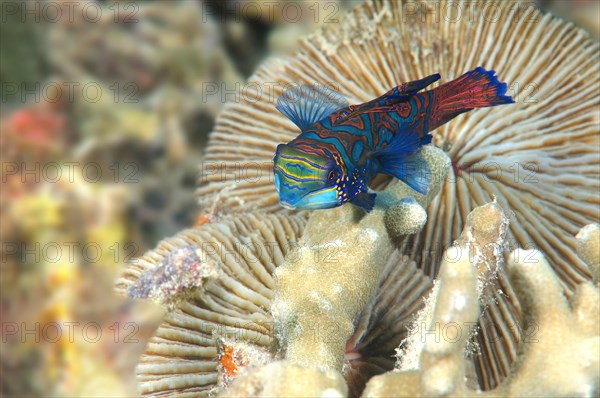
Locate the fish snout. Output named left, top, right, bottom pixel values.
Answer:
left=279, top=200, right=296, bottom=209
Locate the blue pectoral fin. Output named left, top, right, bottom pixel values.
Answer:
left=351, top=192, right=376, bottom=212
left=276, top=84, right=350, bottom=131
left=370, top=131, right=432, bottom=195
left=370, top=130, right=430, bottom=160
left=397, top=151, right=431, bottom=194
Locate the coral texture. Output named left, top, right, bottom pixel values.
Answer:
left=196, top=0, right=599, bottom=295
left=118, top=1, right=600, bottom=396
left=116, top=151, right=448, bottom=396
left=193, top=0, right=599, bottom=390
left=127, top=246, right=219, bottom=306
left=363, top=218, right=600, bottom=397
left=384, top=197, right=428, bottom=238
left=397, top=201, right=520, bottom=391
left=576, top=224, right=600, bottom=285
left=115, top=214, right=306, bottom=396
left=272, top=146, right=449, bottom=372
left=220, top=361, right=347, bottom=398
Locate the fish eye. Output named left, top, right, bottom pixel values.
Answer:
left=327, top=169, right=338, bottom=182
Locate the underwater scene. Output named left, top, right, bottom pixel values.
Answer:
left=1, top=0, right=599, bottom=397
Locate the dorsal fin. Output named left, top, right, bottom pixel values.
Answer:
left=333, top=73, right=442, bottom=123
left=276, top=84, right=349, bottom=131
left=374, top=73, right=441, bottom=106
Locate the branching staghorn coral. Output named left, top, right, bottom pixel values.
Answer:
left=117, top=176, right=597, bottom=397
left=384, top=197, right=428, bottom=238
left=396, top=201, right=521, bottom=390
left=411, top=245, right=480, bottom=397
left=455, top=202, right=522, bottom=389
left=342, top=251, right=433, bottom=397
left=271, top=146, right=449, bottom=372
left=363, top=217, right=600, bottom=397
left=502, top=249, right=599, bottom=397
left=212, top=176, right=448, bottom=396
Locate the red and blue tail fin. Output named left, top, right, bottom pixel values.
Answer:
left=428, top=67, right=514, bottom=129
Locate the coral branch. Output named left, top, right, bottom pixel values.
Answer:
left=576, top=224, right=600, bottom=285
left=272, top=146, right=450, bottom=372
left=219, top=361, right=347, bottom=397
left=363, top=245, right=599, bottom=397
left=419, top=246, right=480, bottom=396
left=503, top=250, right=599, bottom=397
left=363, top=245, right=480, bottom=397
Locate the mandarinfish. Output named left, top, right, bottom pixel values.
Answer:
left=273, top=67, right=514, bottom=212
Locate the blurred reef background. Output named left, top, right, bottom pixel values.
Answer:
left=0, top=0, right=598, bottom=397
left=1, top=1, right=357, bottom=395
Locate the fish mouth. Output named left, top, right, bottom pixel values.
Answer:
left=282, top=188, right=339, bottom=210
left=279, top=200, right=296, bottom=210
left=279, top=198, right=338, bottom=210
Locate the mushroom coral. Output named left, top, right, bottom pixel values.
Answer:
left=117, top=205, right=599, bottom=397
left=117, top=197, right=436, bottom=396
left=196, top=0, right=599, bottom=288
left=115, top=214, right=306, bottom=396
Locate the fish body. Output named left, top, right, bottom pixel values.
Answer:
left=273, top=67, right=514, bottom=212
